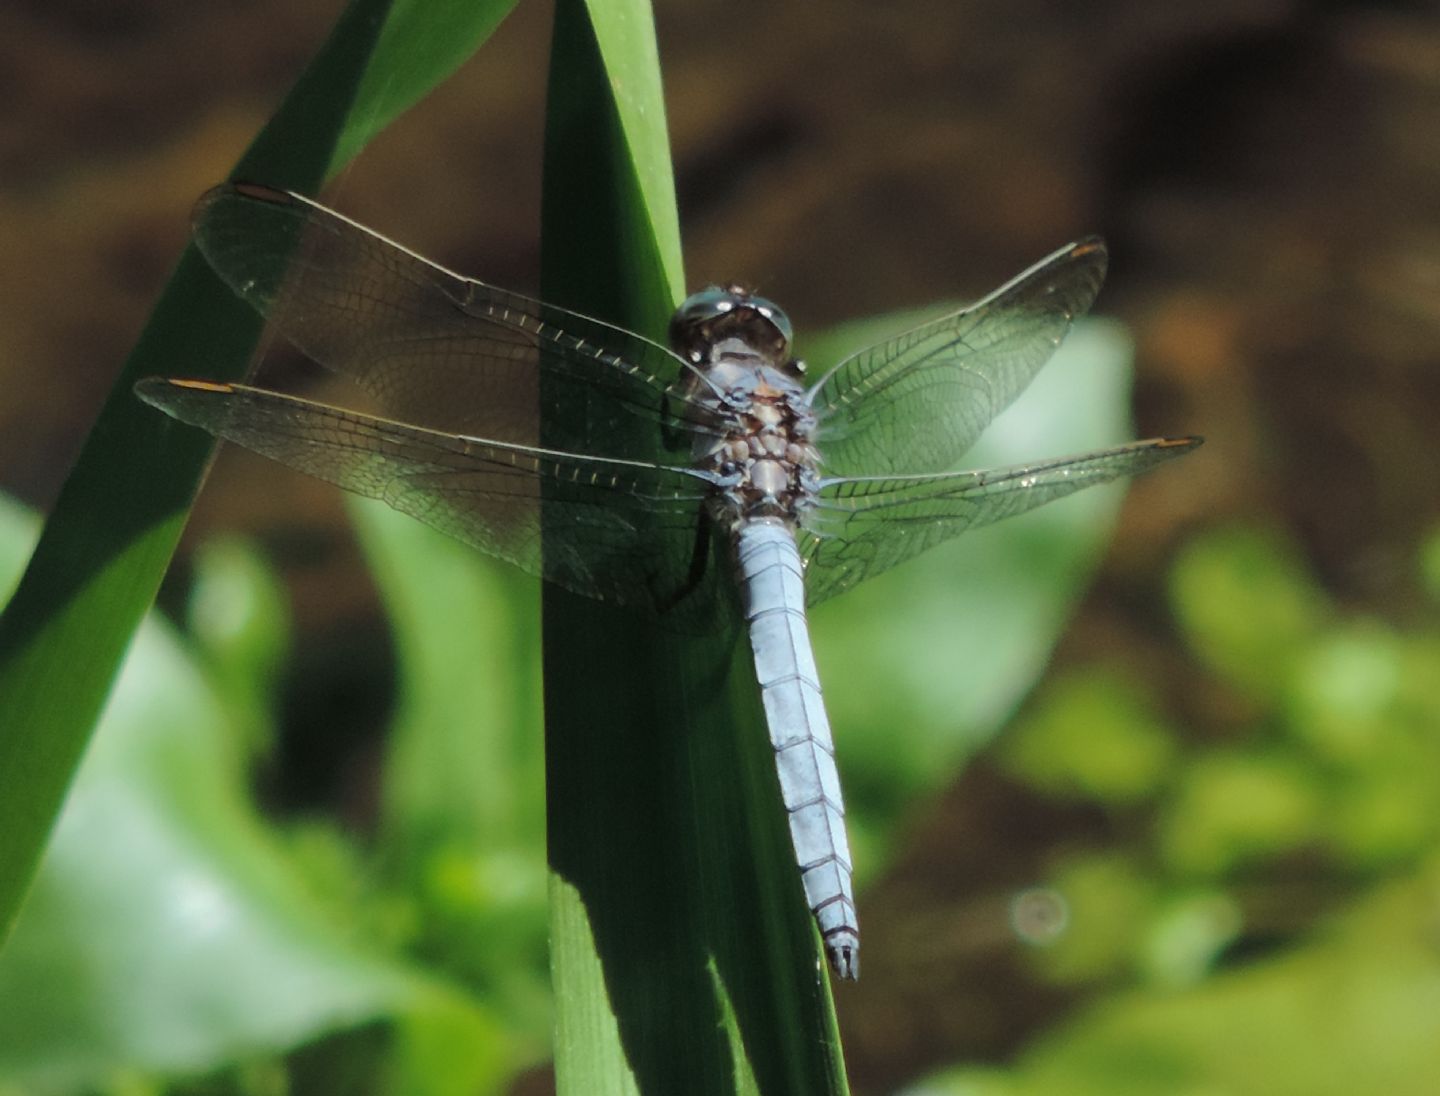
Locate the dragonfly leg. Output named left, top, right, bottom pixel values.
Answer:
left=659, top=392, right=688, bottom=453
left=653, top=508, right=715, bottom=617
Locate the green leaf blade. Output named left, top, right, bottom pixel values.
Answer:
left=0, top=0, right=519, bottom=949
left=540, top=1, right=847, bottom=1091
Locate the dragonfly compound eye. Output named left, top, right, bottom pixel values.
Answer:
left=670, top=286, right=793, bottom=361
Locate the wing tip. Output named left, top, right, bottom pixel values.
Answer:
left=230, top=180, right=290, bottom=204
left=1155, top=434, right=1204, bottom=450
left=137, top=377, right=236, bottom=396
left=194, top=180, right=300, bottom=223
left=134, top=377, right=240, bottom=421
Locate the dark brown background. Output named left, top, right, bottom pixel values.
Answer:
left=2, top=1, right=1437, bottom=1091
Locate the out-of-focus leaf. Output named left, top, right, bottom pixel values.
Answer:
left=350, top=497, right=551, bottom=1040
left=1285, top=620, right=1405, bottom=763
left=1135, top=891, right=1243, bottom=988
left=899, top=1067, right=1013, bottom=1096
left=1313, top=626, right=1440, bottom=869
left=999, top=668, right=1179, bottom=806
left=1168, top=527, right=1329, bottom=701
left=186, top=536, right=291, bottom=755
left=1419, top=524, right=1440, bottom=602
left=0, top=500, right=35, bottom=602
left=353, top=497, right=542, bottom=862
left=1026, top=854, right=1159, bottom=986
left=0, top=495, right=513, bottom=1093
left=1157, top=749, right=1324, bottom=877
left=1325, top=751, right=1440, bottom=868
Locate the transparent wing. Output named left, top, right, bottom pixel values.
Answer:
left=137, top=378, right=729, bottom=621
left=806, top=238, right=1108, bottom=477
left=798, top=436, right=1201, bottom=603
left=193, top=182, right=718, bottom=461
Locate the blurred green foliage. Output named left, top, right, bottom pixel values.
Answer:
left=910, top=523, right=1440, bottom=1095
left=0, top=497, right=520, bottom=1096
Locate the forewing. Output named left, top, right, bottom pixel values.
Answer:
left=798, top=436, right=1201, bottom=603
left=193, top=183, right=713, bottom=461
left=806, top=239, right=1108, bottom=477
left=136, top=378, right=726, bottom=620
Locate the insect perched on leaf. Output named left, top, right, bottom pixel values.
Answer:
left=139, top=182, right=1201, bottom=979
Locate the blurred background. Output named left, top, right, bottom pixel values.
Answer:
left=2, top=0, right=1440, bottom=1093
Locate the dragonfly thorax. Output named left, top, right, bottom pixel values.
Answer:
left=689, top=356, right=820, bottom=527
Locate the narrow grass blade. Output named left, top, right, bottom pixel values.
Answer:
left=0, top=0, right=519, bottom=946
left=540, top=1, right=848, bottom=1091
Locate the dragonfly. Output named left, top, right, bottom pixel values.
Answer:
left=137, top=181, right=1201, bottom=981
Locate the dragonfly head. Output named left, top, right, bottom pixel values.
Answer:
left=670, top=285, right=795, bottom=368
